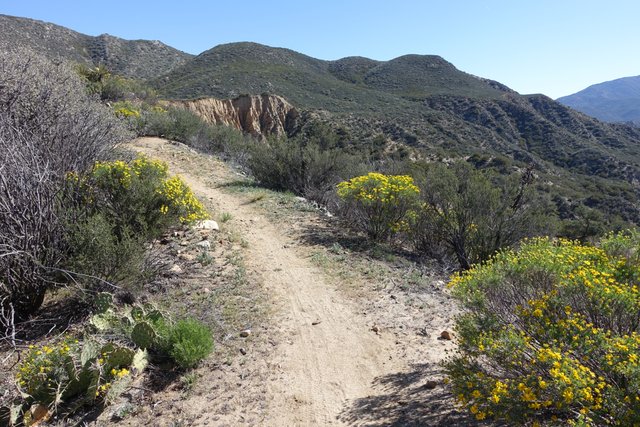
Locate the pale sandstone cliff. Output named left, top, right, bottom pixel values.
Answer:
left=169, top=94, right=299, bottom=137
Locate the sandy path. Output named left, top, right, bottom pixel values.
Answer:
left=128, top=137, right=407, bottom=426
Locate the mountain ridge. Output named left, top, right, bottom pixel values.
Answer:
left=153, top=41, right=510, bottom=106
left=557, top=75, right=640, bottom=125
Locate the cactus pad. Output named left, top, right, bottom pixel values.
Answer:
left=131, top=321, right=156, bottom=349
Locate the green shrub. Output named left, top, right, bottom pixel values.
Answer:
left=65, top=213, right=146, bottom=286
left=76, top=64, right=157, bottom=102
left=336, top=172, right=420, bottom=241
left=411, top=162, right=554, bottom=269
left=445, top=233, right=640, bottom=425
left=65, top=157, right=207, bottom=286
left=166, top=319, right=214, bottom=369
left=142, top=106, right=213, bottom=146
left=248, top=135, right=363, bottom=204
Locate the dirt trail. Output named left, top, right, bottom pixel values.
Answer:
left=128, top=137, right=408, bottom=426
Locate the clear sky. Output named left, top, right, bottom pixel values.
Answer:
left=2, top=0, right=639, bottom=98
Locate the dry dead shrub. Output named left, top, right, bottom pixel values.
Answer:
left=0, top=49, right=130, bottom=334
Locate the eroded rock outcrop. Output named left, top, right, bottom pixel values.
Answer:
left=170, top=94, right=299, bottom=137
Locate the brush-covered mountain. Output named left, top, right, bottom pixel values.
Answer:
left=151, top=42, right=640, bottom=223
left=0, top=14, right=192, bottom=79
left=557, top=76, right=640, bottom=125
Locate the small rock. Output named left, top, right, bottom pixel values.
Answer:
left=179, top=240, right=189, bottom=246
left=440, top=330, right=452, bottom=340
left=423, top=380, right=438, bottom=389
left=196, top=240, right=211, bottom=249
left=179, top=253, right=196, bottom=261
left=371, top=324, right=380, bottom=334
left=203, top=287, right=211, bottom=293
left=196, top=220, right=219, bottom=231
left=239, top=347, right=247, bottom=355
left=311, top=320, right=322, bottom=326
left=239, top=329, right=251, bottom=338
left=168, top=264, right=183, bottom=274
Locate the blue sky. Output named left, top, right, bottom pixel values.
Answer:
left=2, top=0, right=639, bottom=98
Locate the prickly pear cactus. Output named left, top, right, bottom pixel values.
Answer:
left=94, top=292, right=114, bottom=314
left=132, top=349, right=149, bottom=373
left=146, top=309, right=164, bottom=323
left=130, top=306, right=145, bottom=321
left=131, top=321, right=156, bottom=349
left=84, top=367, right=101, bottom=402
left=81, top=340, right=100, bottom=367
left=101, top=344, right=135, bottom=368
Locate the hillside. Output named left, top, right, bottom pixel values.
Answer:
left=557, top=75, right=640, bottom=125
left=154, top=42, right=640, bottom=224
left=153, top=42, right=509, bottom=109
left=0, top=14, right=192, bottom=79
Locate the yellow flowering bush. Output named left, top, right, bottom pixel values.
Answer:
left=161, top=175, right=208, bottom=224
left=337, top=173, right=420, bottom=240
left=89, top=156, right=207, bottom=230
left=112, top=101, right=141, bottom=119
left=65, top=157, right=207, bottom=285
left=446, top=232, right=640, bottom=425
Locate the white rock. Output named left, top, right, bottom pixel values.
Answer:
left=196, top=220, right=219, bottom=231
left=168, top=264, right=183, bottom=274
left=196, top=240, right=211, bottom=249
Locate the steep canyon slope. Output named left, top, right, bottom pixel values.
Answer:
left=168, top=94, right=299, bottom=137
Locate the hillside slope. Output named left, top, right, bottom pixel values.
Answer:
left=557, top=75, right=640, bottom=125
left=0, top=14, right=192, bottom=79
left=153, top=42, right=509, bottom=109
left=153, top=42, right=640, bottom=223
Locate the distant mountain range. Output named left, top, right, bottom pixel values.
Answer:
left=2, top=13, right=640, bottom=225
left=557, top=76, right=640, bottom=125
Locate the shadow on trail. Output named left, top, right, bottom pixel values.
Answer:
left=339, top=363, right=480, bottom=427
left=297, top=218, right=420, bottom=262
